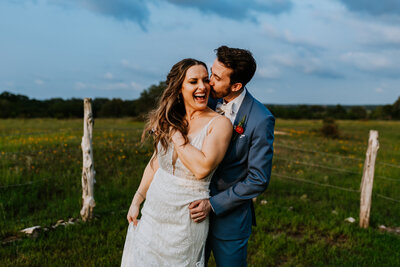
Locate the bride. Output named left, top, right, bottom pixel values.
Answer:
left=121, top=58, right=232, bottom=266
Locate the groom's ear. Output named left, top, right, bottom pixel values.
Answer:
left=231, top=82, right=243, bottom=92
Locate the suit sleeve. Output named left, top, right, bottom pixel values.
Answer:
left=209, top=114, right=275, bottom=216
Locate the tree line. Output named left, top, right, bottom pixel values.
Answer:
left=0, top=82, right=166, bottom=119
left=1, top=82, right=399, bottom=120
left=267, top=101, right=400, bottom=120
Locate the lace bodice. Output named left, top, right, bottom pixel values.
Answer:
left=157, top=116, right=218, bottom=182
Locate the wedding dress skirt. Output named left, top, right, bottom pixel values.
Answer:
left=121, top=117, right=218, bottom=267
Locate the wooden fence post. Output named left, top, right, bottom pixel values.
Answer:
left=359, top=130, right=379, bottom=228
left=80, top=98, right=96, bottom=221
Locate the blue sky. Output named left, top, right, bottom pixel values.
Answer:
left=1, top=0, right=399, bottom=104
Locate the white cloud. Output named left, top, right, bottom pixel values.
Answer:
left=271, top=54, right=297, bottom=68
left=74, top=81, right=140, bottom=91
left=257, top=66, right=281, bottom=79
left=34, top=79, right=44, bottom=85
left=260, top=22, right=323, bottom=49
left=75, top=82, right=87, bottom=90
left=271, top=53, right=318, bottom=73
left=315, top=4, right=400, bottom=46
left=120, top=58, right=160, bottom=78
left=103, top=82, right=129, bottom=90
left=104, top=72, right=113, bottom=80
left=375, top=87, right=384, bottom=93
left=340, top=52, right=392, bottom=71
left=130, top=81, right=142, bottom=90
left=359, top=23, right=400, bottom=45
left=121, top=59, right=130, bottom=67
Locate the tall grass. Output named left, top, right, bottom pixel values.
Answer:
left=1, top=118, right=399, bottom=266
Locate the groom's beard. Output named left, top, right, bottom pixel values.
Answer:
left=210, top=88, right=218, bottom=99
left=210, top=85, right=232, bottom=99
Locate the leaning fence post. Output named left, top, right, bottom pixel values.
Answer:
left=359, top=130, right=379, bottom=228
left=80, top=98, right=96, bottom=221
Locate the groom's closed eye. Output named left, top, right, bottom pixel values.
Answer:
left=210, top=73, right=220, bottom=81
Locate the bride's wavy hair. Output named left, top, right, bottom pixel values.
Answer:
left=142, top=58, right=208, bottom=156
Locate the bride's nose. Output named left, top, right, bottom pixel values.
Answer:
left=198, top=80, right=206, bottom=90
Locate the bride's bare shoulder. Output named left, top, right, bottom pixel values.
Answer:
left=207, top=114, right=232, bottom=135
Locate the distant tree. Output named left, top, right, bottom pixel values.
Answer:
left=45, top=98, right=83, bottom=118
left=267, top=105, right=290, bottom=118
left=0, top=99, right=13, bottom=118
left=310, top=105, right=326, bottom=119
left=348, top=106, right=367, bottom=120
left=98, top=98, right=125, bottom=117
left=327, top=104, right=347, bottom=119
left=0, top=91, right=29, bottom=102
left=92, top=98, right=109, bottom=117
left=0, top=89, right=398, bottom=120
left=391, top=96, right=400, bottom=119
left=370, top=105, right=391, bottom=120
left=134, top=81, right=166, bottom=116
left=122, top=100, right=139, bottom=117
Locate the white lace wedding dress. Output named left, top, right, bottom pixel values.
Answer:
left=121, top=117, right=218, bottom=267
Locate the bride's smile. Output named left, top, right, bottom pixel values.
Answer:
left=180, top=65, right=210, bottom=112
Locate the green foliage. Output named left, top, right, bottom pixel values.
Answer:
left=133, top=81, right=166, bottom=119
left=267, top=97, right=400, bottom=120
left=1, top=90, right=399, bottom=120
left=348, top=106, right=367, bottom=120
left=391, top=96, right=400, bottom=119
left=1, top=118, right=400, bottom=266
left=0, top=81, right=167, bottom=119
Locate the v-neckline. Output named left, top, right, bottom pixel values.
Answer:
left=171, top=115, right=219, bottom=174
left=171, top=123, right=206, bottom=173
left=187, top=115, right=219, bottom=140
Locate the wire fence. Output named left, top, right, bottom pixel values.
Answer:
left=273, top=173, right=400, bottom=203
left=0, top=126, right=144, bottom=138
left=0, top=176, right=59, bottom=189
left=1, top=128, right=399, bottom=235
left=275, top=143, right=400, bottom=169
left=273, top=157, right=400, bottom=182
left=1, top=146, right=399, bottom=203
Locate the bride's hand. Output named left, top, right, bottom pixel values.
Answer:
left=170, top=127, right=185, bottom=146
left=127, top=203, right=140, bottom=226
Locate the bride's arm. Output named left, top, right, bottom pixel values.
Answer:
left=127, top=152, right=159, bottom=225
left=171, top=116, right=232, bottom=179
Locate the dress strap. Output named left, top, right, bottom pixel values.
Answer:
left=188, top=115, right=222, bottom=141
left=203, top=115, right=220, bottom=133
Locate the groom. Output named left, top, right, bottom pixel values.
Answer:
left=189, top=45, right=275, bottom=266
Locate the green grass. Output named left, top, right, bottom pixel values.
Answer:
left=1, top=118, right=400, bottom=266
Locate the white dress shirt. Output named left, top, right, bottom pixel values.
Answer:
left=216, top=88, right=246, bottom=124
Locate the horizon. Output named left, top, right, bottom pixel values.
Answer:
left=1, top=89, right=395, bottom=107
left=1, top=0, right=400, bottom=105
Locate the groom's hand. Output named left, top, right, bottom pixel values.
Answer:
left=189, top=199, right=211, bottom=223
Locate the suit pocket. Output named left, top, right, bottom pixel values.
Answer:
left=234, top=135, right=249, bottom=158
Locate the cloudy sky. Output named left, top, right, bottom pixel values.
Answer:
left=1, top=0, right=399, bottom=104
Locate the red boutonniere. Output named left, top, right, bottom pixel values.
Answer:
left=233, top=115, right=246, bottom=138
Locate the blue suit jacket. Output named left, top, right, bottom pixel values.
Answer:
left=208, top=90, right=275, bottom=240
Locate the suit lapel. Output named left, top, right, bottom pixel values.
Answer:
left=233, top=89, right=254, bottom=130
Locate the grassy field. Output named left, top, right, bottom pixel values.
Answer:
left=1, top=118, right=399, bottom=266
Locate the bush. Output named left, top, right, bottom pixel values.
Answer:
left=321, top=117, right=340, bottom=138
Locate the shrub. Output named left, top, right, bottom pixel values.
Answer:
left=321, top=117, right=340, bottom=138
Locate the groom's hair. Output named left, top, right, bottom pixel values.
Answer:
left=215, top=45, right=256, bottom=87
